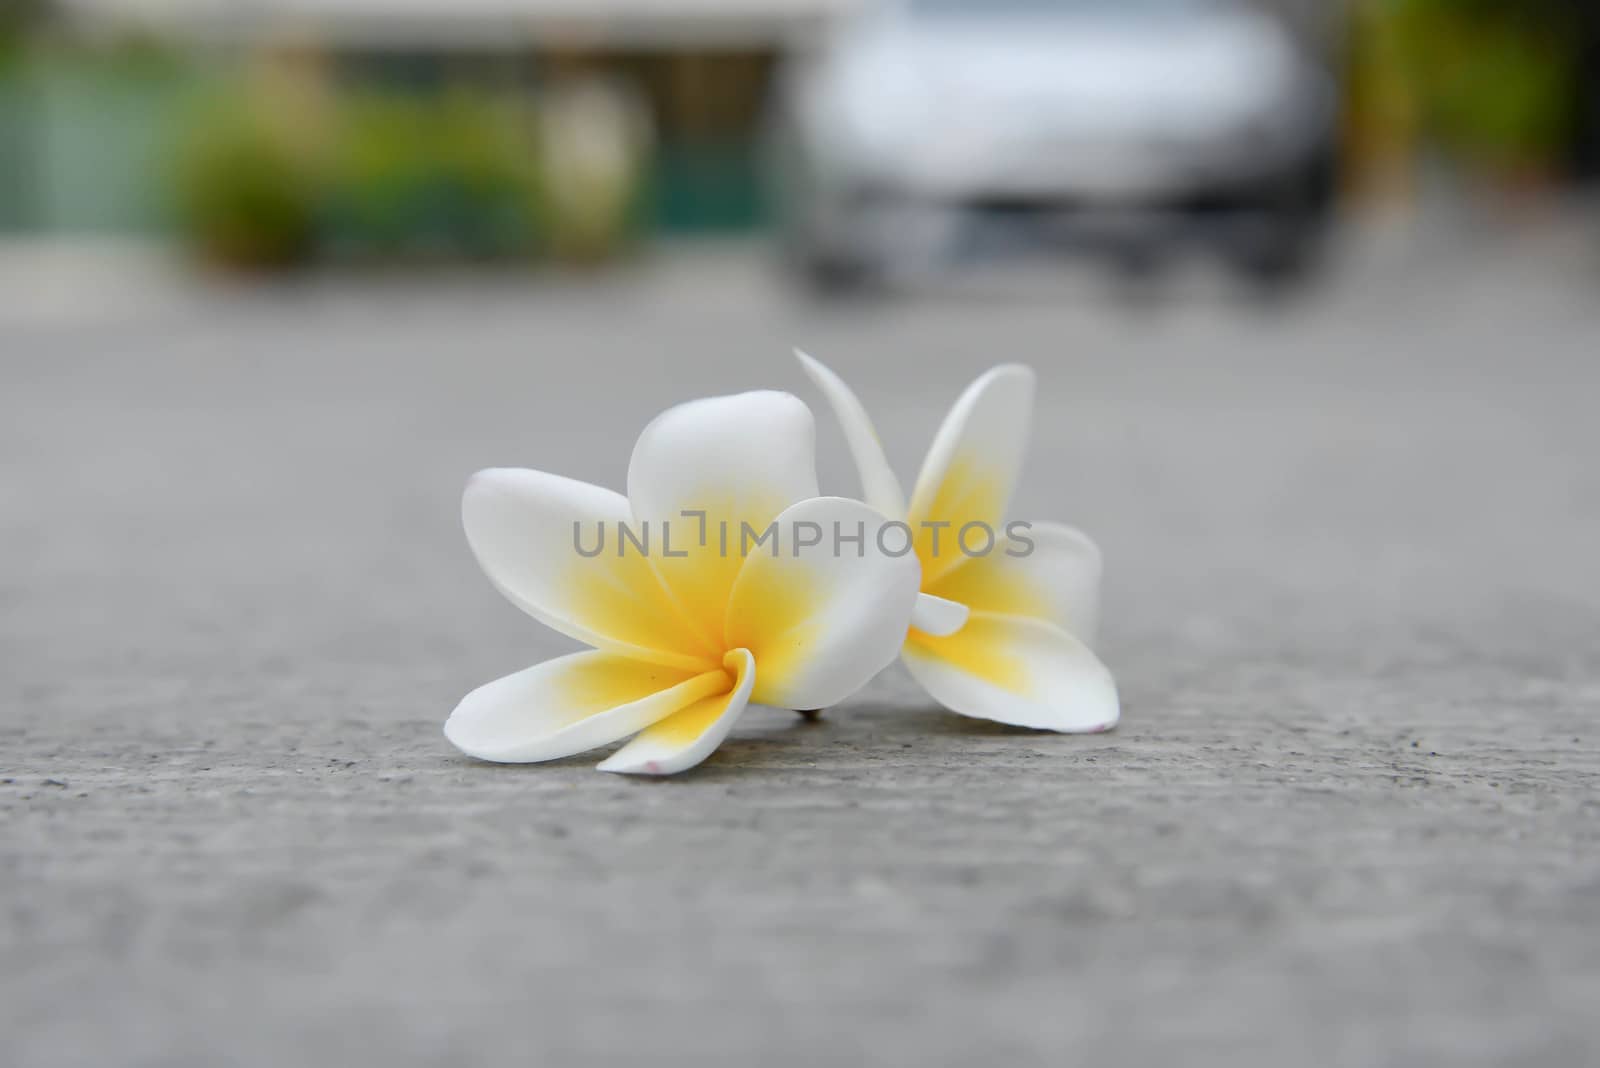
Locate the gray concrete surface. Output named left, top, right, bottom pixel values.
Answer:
left=3, top=231, right=1599, bottom=1066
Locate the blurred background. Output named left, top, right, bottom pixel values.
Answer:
left=6, top=4, right=1600, bottom=1065
left=0, top=0, right=1594, bottom=281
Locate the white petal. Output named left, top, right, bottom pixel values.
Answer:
left=902, top=614, right=1119, bottom=732
left=925, top=522, right=1102, bottom=645
left=462, top=469, right=718, bottom=672
left=906, top=365, right=1035, bottom=587
left=794, top=349, right=907, bottom=519
left=725, top=496, right=922, bottom=710
left=445, top=652, right=731, bottom=764
left=626, top=391, right=821, bottom=645
left=910, top=593, right=969, bottom=638
left=598, top=648, right=756, bottom=775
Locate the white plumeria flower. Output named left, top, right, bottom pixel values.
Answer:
left=446, top=390, right=922, bottom=776
left=797, top=351, right=1119, bottom=733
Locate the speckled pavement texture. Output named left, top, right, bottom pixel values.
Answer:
left=4, top=234, right=1599, bottom=1066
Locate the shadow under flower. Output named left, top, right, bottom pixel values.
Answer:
left=440, top=699, right=1117, bottom=780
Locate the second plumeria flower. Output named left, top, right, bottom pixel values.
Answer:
left=797, top=350, right=1119, bottom=733
left=446, top=390, right=922, bottom=775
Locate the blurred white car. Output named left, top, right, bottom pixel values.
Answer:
left=773, top=0, right=1339, bottom=289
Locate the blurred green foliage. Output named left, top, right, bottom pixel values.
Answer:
left=326, top=91, right=545, bottom=260
left=4, top=37, right=741, bottom=259
left=169, top=75, right=656, bottom=269
left=0, top=2, right=45, bottom=63
left=1385, top=0, right=1581, bottom=172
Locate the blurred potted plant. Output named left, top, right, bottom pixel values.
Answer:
left=172, top=91, right=319, bottom=270
left=170, top=67, right=652, bottom=270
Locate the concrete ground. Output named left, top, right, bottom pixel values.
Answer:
left=3, top=225, right=1599, bottom=1066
